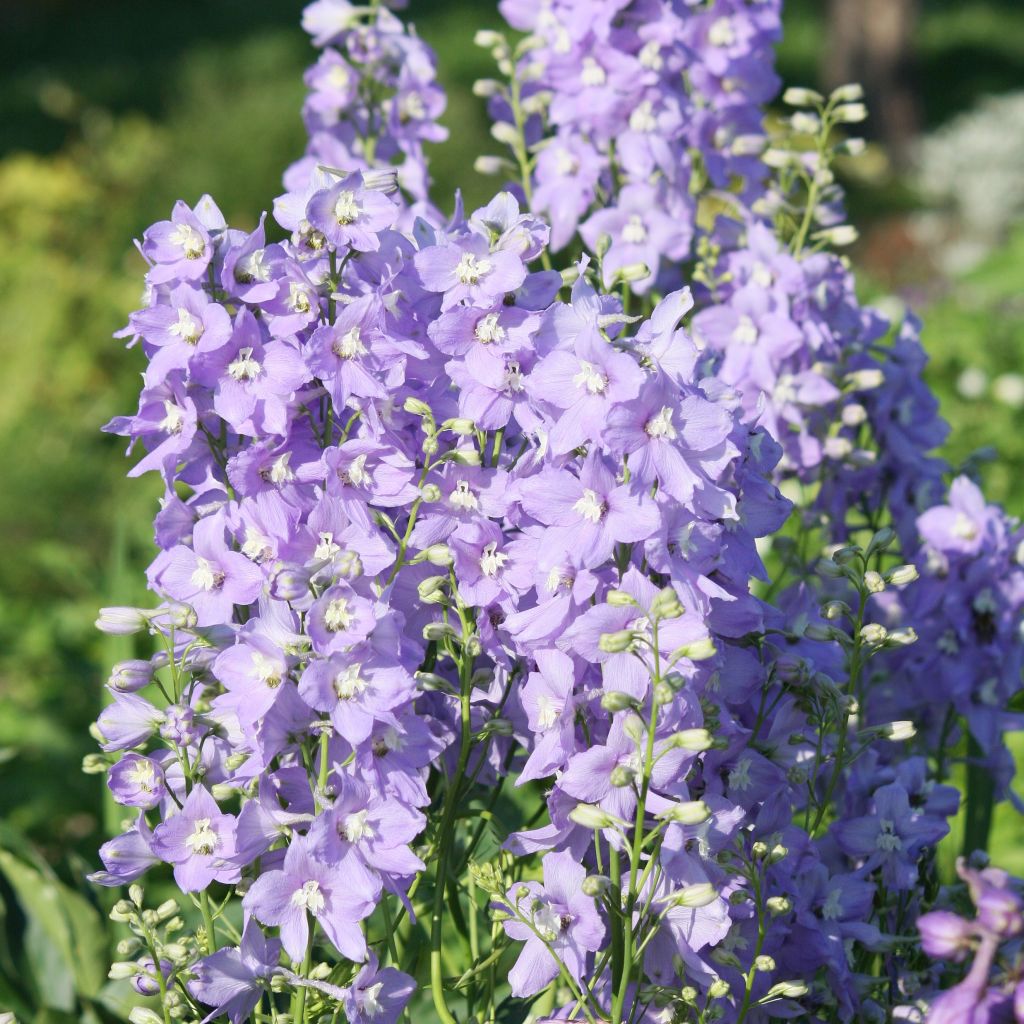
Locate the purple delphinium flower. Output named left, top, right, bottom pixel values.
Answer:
left=150, top=785, right=240, bottom=892
left=499, top=849, right=605, bottom=997
left=189, top=920, right=282, bottom=1024
left=341, top=952, right=416, bottom=1024
left=306, top=172, right=398, bottom=252
left=107, top=753, right=166, bottom=810
left=244, top=833, right=377, bottom=962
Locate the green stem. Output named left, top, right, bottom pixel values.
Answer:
left=964, top=732, right=995, bottom=856
left=200, top=889, right=217, bottom=954
left=429, top=629, right=475, bottom=1024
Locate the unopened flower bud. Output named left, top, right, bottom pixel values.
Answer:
left=833, top=102, right=868, bottom=123
left=96, top=607, right=149, bottom=635
left=653, top=681, right=675, bottom=707
left=82, top=753, right=109, bottom=775
left=606, top=589, right=638, bottom=607
left=417, top=576, right=448, bottom=604
left=420, top=482, right=442, bottom=503
left=766, top=896, right=791, bottom=916
left=601, top=690, right=638, bottom=713
left=441, top=418, right=476, bottom=435
left=831, top=82, right=864, bottom=102
left=754, top=954, right=776, bottom=972
left=841, top=402, right=867, bottom=426
left=860, top=623, right=888, bottom=645
left=659, top=800, right=711, bottom=825
left=889, top=627, right=918, bottom=646
left=821, top=600, right=850, bottom=620
left=650, top=586, right=684, bottom=620
left=612, top=262, right=651, bottom=284
left=569, top=803, right=624, bottom=830
left=864, top=571, right=885, bottom=593
left=490, top=121, right=520, bottom=147
left=403, top=397, right=433, bottom=418
left=708, top=979, right=731, bottom=999
left=886, top=564, right=919, bottom=586
left=423, top=622, right=457, bottom=642
left=599, top=629, right=636, bottom=653
left=474, top=29, right=506, bottom=49
left=880, top=720, right=916, bottom=741
left=782, top=86, right=824, bottom=107
left=108, top=961, right=137, bottom=980
left=610, top=764, right=637, bottom=788
left=670, top=728, right=713, bottom=751
left=582, top=875, right=610, bottom=897
left=670, top=637, right=716, bottom=662
left=108, top=659, right=154, bottom=693
left=424, top=544, right=454, bottom=567
left=670, top=883, right=718, bottom=908
left=156, top=899, right=179, bottom=919
left=805, top=622, right=840, bottom=641
left=844, top=368, right=885, bottom=392
left=472, top=79, right=501, bottom=98
left=765, top=980, right=809, bottom=999
left=680, top=986, right=699, bottom=1004
left=270, top=565, right=311, bottom=601
left=768, top=844, right=788, bottom=864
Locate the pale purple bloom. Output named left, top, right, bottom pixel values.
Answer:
left=150, top=785, right=240, bottom=892
left=306, top=172, right=398, bottom=252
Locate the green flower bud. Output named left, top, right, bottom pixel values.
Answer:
left=599, top=629, right=636, bottom=653
left=441, top=418, right=476, bottom=435
left=129, top=1010, right=165, bottom=1024
left=653, top=681, right=676, bottom=707
left=568, top=803, right=625, bottom=830
left=669, top=728, right=714, bottom=751
left=423, top=622, right=457, bottom=642
left=782, top=86, right=824, bottom=107
left=764, top=980, right=809, bottom=1000
left=403, top=397, right=433, bottom=418
left=766, top=896, right=791, bottom=916
left=108, top=961, right=138, bottom=980
left=708, top=979, right=731, bottom=999
left=581, top=875, right=610, bottom=897
left=601, top=690, right=639, bottom=713
left=417, top=575, right=449, bottom=604
left=610, top=764, right=637, bottom=788
left=650, top=586, right=684, bottom=620
left=885, top=564, right=919, bottom=587
left=658, top=800, right=711, bottom=825
left=755, top=955, right=776, bottom=972
left=420, top=482, right=443, bottom=503
left=864, top=570, right=885, bottom=594
left=606, top=588, right=638, bottom=607
left=669, top=637, right=717, bottom=662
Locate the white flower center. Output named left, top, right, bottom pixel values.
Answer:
left=160, top=400, right=186, bottom=435
left=169, top=308, right=204, bottom=345
left=126, top=759, right=156, bottom=791
left=333, top=663, right=368, bottom=699
left=638, top=40, right=663, bottom=70
left=555, top=147, right=579, bottom=176
left=252, top=652, right=282, bottom=689
left=343, top=809, right=375, bottom=843
left=241, top=527, right=273, bottom=562
left=821, top=888, right=843, bottom=921
left=708, top=17, right=735, bottom=47
left=268, top=452, right=295, bottom=485
left=191, top=556, right=224, bottom=592
left=455, top=252, right=491, bottom=285
left=475, top=312, right=505, bottom=344
left=315, top=531, right=341, bottom=560
left=733, top=315, right=759, bottom=345
left=503, top=361, right=525, bottom=393
left=645, top=406, right=677, bottom=439
left=343, top=454, right=370, bottom=487
left=169, top=223, right=205, bottom=260
left=622, top=214, right=648, bottom=244
left=400, top=92, right=426, bottom=121
left=628, top=102, right=657, bottom=134
left=228, top=346, right=262, bottom=382
left=361, top=982, right=385, bottom=1017
left=185, top=818, right=218, bottom=856
left=580, top=57, right=606, bottom=87
left=728, top=758, right=752, bottom=791
left=334, top=190, right=361, bottom=225
left=327, top=65, right=351, bottom=90
left=953, top=512, right=978, bottom=541
left=573, top=360, right=608, bottom=395
left=479, top=541, right=508, bottom=578
left=334, top=326, right=367, bottom=359
left=573, top=488, right=606, bottom=524
left=537, top=694, right=560, bottom=729
left=449, top=479, right=479, bottom=511
left=533, top=902, right=565, bottom=941
left=235, top=248, right=270, bottom=283
left=324, top=597, right=354, bottom=632
left=291, top=879, right=326, bottom=915
left=288, top=281, right=313, bottom=314
left=876, top=820, right=903, bottom=852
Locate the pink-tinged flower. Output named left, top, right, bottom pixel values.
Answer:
left=243, top=834, right=377, bottom=962
left=150, top=785, right=240, bottom=892
left=156, top=513, right=264, bottom=626
left=499, top=850, right=605, bottom=997
left=306, top=171, right=397, bottom=252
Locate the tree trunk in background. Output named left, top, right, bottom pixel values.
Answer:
left=825, top=0, right=921, bottom=170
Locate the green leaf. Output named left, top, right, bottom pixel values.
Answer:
left=0, top=849, right=107, bottom=1001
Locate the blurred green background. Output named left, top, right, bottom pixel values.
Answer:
left=0, top=0, right=1022, bottom=1016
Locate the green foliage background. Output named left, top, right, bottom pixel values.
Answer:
left=0, top=0, right=1021, bottom=1016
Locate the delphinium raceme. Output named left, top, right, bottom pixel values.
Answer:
left=87, top=1, right=1024, bottom=1023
